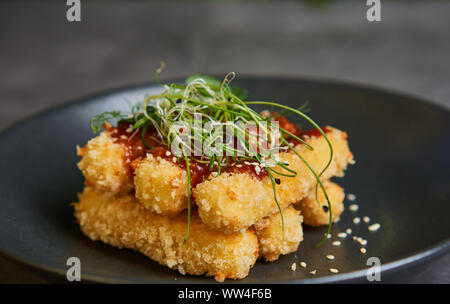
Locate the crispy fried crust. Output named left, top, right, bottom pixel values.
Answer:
left=73, top=187, right=258, bottom=282
left=254, top=206, right=303, bottom=262
left=296, top=180, right=345, bottom=227
left=77, top=132, right=132, bottom=194
left=133, top=154, right=188, bottom=215
left=194, top=127, right=353, bottom=233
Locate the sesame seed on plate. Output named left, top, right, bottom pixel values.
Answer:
left=309, top=270, right=317, bottom=275
left=359, top=239, right=368, bottom=246
left=337, top=232, right=347, bottom=239
left=360, top=248, right=367, bottom=254
left=300, top=262, right=307, bottom=268
left=291, top=263, right=296, bottom=271
left=349, top=204, right=359, bottom=211
left=347, top=193, right=356, bottom=201
left=332, top=241, right=341, bottom=247
left=329, top=268, right=339, bottom=274
left=368, top=223, right=381, bottom=232
left=363, top=216, right=370, bottom=223
left=353, top=217, right=361, bottom=224
left=346, top=228, right=352, bottom=235
left=326, top=255, right=335, bottom=260
left=327, top=234, right=332, bottom=239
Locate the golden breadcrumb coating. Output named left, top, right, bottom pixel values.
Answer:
left=296, top=180, right=345, bottom=227
left=133, top=154, right=188, bottom=215
left=194, top=127, right=353, bottom=233
left=73, top=187, right=258, bottom=282
left=254, top=206, right=303, bottom=262
left=77, top=132, right=132, bottom=194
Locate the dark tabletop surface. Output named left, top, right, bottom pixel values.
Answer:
left=0, top=0, right=449, bottom=283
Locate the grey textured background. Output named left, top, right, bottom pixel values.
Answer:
left=0, top=0, right=449, bottom=283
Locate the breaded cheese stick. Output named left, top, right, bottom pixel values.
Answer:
left=194, top=127, right=353, bottom=233
left=254, top=206, right=303, bottom=262
left=133, top=154, right=188, bottom=215
left=77, top=131, right=132, bottom=194
left=73, top=187, right=258, bottom=282
left=296, top=180, right=345, bottom=227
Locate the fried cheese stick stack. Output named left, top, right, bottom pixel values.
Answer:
left=74, top=187, right=259, bottom=282
left=77, top=126, right=352, bottom=231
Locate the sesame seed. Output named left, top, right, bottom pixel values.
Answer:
left=291, top=263, right=296, bottom=271
left=165, top=151, right=171, bottom=157
left=346, top=228, right=352, bottom=234
left=347, top=193, right=356, bottom=201
left=360, top=248, right=367, bottom=254
left=326, top=255, right=335, bottom=260
left=359, top=239, right=368, bottom=246
left=329, top=268, right=339, bottom=274
left=300, top=262, right=307, bottom=268
left=332, top=241, right=341, bottom=247
left=349, top=204, right=359, bottom=212
left=337, top=232, right=347, bottom=239
left=322, top=205, right=329, bottom=213
left=255, top=166, right=261, bottom=175
left=368, top=223, right=381, bottom=232
left=236, top=164, right=242, bottom=168
left=363, top=216, right=370, bottom=223
left=353, top=217, right=361, bottom=224
left=274, top=178, right=281, bottom=185
left=327, top=234, right=332, bottom=239
left=172, top=157, right=177, bottom=163
left=309, top=270, right=316, bottom=275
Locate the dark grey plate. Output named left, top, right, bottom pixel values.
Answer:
left=0, top=77, right=449, bottom=283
